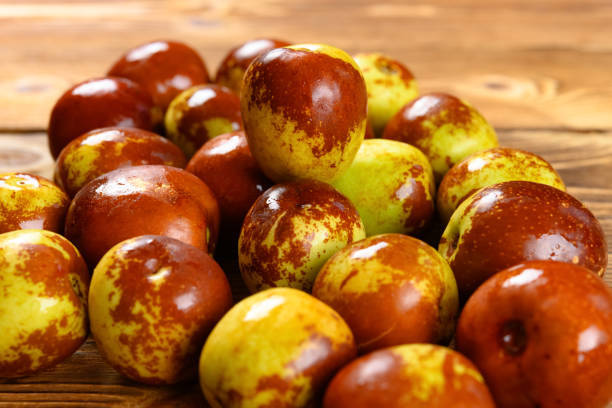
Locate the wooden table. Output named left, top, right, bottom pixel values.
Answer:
left=1, top=0, right=611, bottom=406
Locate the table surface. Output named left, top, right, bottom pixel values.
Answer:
left=0, top=0, right=611, bottom=406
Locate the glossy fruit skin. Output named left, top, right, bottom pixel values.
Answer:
left=383, top=92, right=498, bottom=183
left=89, top=235, right=231, bottom=384
left=55, top=127, right=186, bottom=197
left=47, top=77, right=154, bottom=158
left=439, top=181, right=607, bottom=301
left=215, top=38, right=291, bottom=95
left=331, top=139, right=435, bottom=236
left=323, top=344, right=495, bottom=408
left=186, top=131, right=272, bottom=248
left=239, top=179, right=366, bottom=293
left=437, top=147, right=565, bottom=223
left=165, top=84, right=242, bottom=158
left=313, top=234, right=458, bottom=353
left=353, top=53, right=418, bottom=137
left=456, top=261, right=612, bottom=408
left=108, top=40, right=209, bottom=117
left=0, top=172, right=69, bottom=234
left=0, top=229, right=89, bottom=378
left=241, top=44, right=367, bottom=183
left=64, top=165, right=219, bottom=266
left=200, top=287, right=356, bottom=408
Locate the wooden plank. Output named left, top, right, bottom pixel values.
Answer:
left=0, top=340, right=207, bottom=406
left=0, top=134, right=53, bottom=176
left=1, top=0, right=612, bottom=130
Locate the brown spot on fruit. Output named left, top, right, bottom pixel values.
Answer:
left=399, top=170, right=433, bottom=233
left=339, top=269, right=359, bottom=290
left=256, top=374, right=293, bottom=394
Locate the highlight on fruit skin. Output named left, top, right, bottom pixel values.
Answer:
left=199, top=287, right=357, bottom=408
left=240, top=43, right=367, bottom=183
left=323, top=343, right=495, bottom=408
left=0, top=229, right=89, bottom=378
left=313, top=233, right=458, bottom=353
left=456, top=260, right=612, bottom=408
left=383, top=92, right=498, bottom=183
left=436, top=146, right=565, bottom=223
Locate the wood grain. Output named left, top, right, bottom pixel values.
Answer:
left=1, top=0, right=612, bottom=406
left=2, top=0, right=612, bottom=130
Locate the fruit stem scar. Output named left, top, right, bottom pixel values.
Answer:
left=500, top=320, right=527, bottom=355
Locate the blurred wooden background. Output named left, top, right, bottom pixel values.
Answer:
left=0, top=0, right=611, bottom=406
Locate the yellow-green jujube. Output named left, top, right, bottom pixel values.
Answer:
left=437, top=147, right=566, bottom=223
left=331, top=139, right=435, bottom=237
left=353, top=53, right=419, bottom=137
left=199, top=287, right=357, bottom=408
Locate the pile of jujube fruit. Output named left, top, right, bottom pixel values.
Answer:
left=0, top=38, right=611, bottom=408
